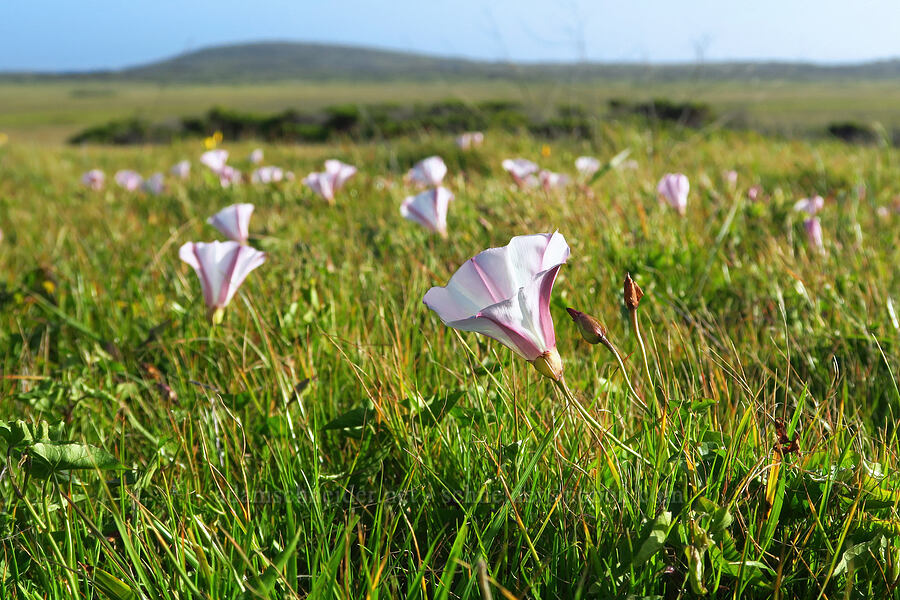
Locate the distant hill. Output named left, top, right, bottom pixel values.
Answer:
left=3, top=41, right=900, bottom=84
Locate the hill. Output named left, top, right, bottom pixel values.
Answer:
left=2, top=41, right=900, bottom=84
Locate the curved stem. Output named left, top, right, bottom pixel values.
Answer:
left=600, top=337, right=650, bottom=416
left=629, top=308, right=663, bottom=420
left=554, top=379, right=650, bottom=466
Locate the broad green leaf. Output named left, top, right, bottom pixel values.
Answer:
left=321, top=406, right=375, bottom=431
left=632, top=511, right=672, bottom=566
left=418, top=391, right=465, bottom=427
left=27, top=442, right=121, bottom=477
left=92, top=567, right=136, bottom=600
left=833, top=535, right=887, bottom=577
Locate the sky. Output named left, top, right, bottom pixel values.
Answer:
left=1, top=0, right=898, bottom=71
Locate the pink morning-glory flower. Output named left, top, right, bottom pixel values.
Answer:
left=423, top=232, right=570, bottom=380
left=81, top=169, right=105, bottom=191
left=803, top=217, right=824, bottom=253
left=304, top=160, right=357, bottom=203
left=324, top=159, right=357, bottom=189
left=539, top=170, right=570, bottom=192
left=251, top=166, right=284, bottom=184
left=657, top=173, right=690, bottom=215
left=143, top=173, right=165, bottom=195
left=407, top=156, right=448, bottom=187
left=170, top=160, right=191, bottom=179
left=303, top=172, right=336, bottom=203
left=794, top=195, right=824, bottom=216
left=201, top=149, right=229, bottom=172
left=114, top=170, right=143, bottom=191
left=178, top=240, right=266, bottom=323
left=456, top=131, right=484, bottom=150
left=502, top=158, right=540, bottom=189
left=575, top=156, right=600, bottom=177
left=400, top=187, right=454, bottom=237
left=216, top=166, right=242, bottom=188
left=249, top=148, right=264, bottom=164
left=207, top=203, right=254, bottom=244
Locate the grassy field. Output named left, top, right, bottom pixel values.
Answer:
left=2, top=77, right=900, bottom=143
left=1, top=123, right=899, bottom=598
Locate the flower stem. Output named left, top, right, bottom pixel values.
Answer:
left=598, top=336, right=650, bottom=416
left=554, top=379, right=650, bottom=466
left=629, top=307, right=663, bottom=422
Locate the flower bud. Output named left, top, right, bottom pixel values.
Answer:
left=207, top=306, right=225, bottom=325
left=566, top=307, right=608, bottom=345
left=624, top=273, right=644, bottom=311
left=531, top=348, right=564, bottom=381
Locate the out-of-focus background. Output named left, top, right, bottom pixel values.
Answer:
left=1, top=0, right=898, bottom=145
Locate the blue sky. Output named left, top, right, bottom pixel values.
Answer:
left=2, top=0, right=898, bottom=71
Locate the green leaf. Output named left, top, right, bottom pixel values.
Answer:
left=26, top=442, right=122, bottom=477
left=418, top=391, right=465, bottom=427
left=321, top=405, right=375, bottom=431
left=588, top=148, right=632, bottom=184
left=833, top=535, right=887, bottom=577
left=245, top=527, right=304, bottom=598
left=632, top=511, right=672, bottom=566
left=91, top=567, right=136, bottom=600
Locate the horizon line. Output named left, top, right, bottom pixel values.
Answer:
left=2, top=38, right=899, bottom=76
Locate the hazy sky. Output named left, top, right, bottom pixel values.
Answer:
left=2, top=0, right=898, bottom=71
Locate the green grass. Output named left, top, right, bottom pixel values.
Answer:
left=1, top=124, right=899, bottom=598
left=2, top=77, right=900, bottom=143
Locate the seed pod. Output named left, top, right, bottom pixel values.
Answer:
left=624, top=273, right=644, bottom=311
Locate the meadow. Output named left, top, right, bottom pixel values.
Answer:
left=3, top=76, right=900, bottom=143
left=1, top=120, right=899, bottom=599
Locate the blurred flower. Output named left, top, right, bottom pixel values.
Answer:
left=143, top=172, right=165, bottom=195
left=201, top=149, right=229, bottom=172
left=114, top=170, right=143, bottom=191
left=423, top=232, right=570, bottom=380
left=456, top=131, right=484, bottom=150
left=304, top=160, right=357, bottom=203
left=794, top=195, right=824, bottom=216
left=216, top=165, right=242, bottom=188
left=725, top=170, right=738, bottom=186
left=803, top=217, right=824, bottom=253
left=81, top=169, right=105, bottom=191
left=401, top=186, right=454, bottom=237
left=303, top=172, right=335, bottom=203
left=407, top=156, right=447, bottom=187
left=249, top=148, right=264, bottom=164
left=179, top=240, right=265, bottom=323
left=748, top=185, right=762, bottom=201
left=251, top=166, right=284, bottom=184
left=170, top=160, right=191, bottom=179
left=200, top=150, right=239, bottom=187
left=502, top=158, right=539, bottom=189
left=876, top=197, right=900, bottom=218
left=324, top=159, right=357, bottom=189
left=541, top=144, right=552, bottom=158
left=657, top=173, right=689, bottom=215
left=539, top=169, right=570, bottom=192
left=207, top=203, right=254, bottom=244
left=575, top=156, right=600, bottom=177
